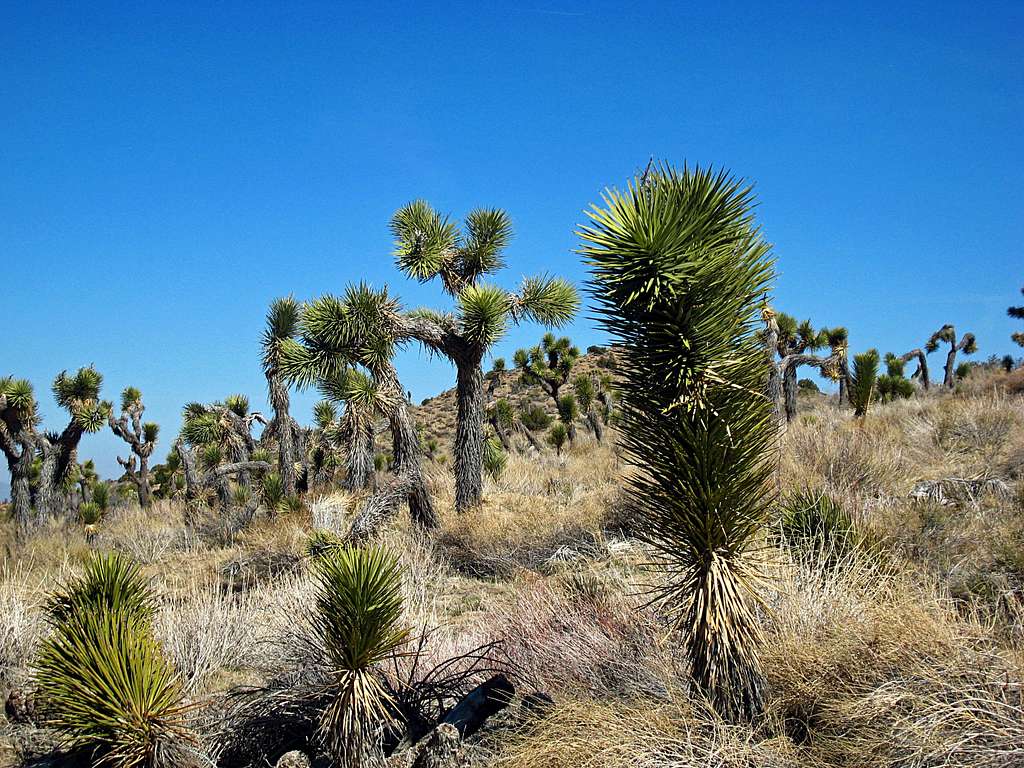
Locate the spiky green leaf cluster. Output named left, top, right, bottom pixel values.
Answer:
left=482, top=437, right=507, bottom=480
left=546, top=422, right=568, bottom=453
left=457, top=283, right=510, bottom=347
left=310, top=546, right=408, bottom=762
left=849, top=349, right=880, bottom=417
left=45, top=552, right=155, bottom=626
left=776, top=487, right=858, bottom=563
left=515, top=275, right=580, bottom=327
left=120, top=386, right=143, bottom=412
left=580, top=163, right=777, bottom=722
left=261, top=295, right=301, bottom=371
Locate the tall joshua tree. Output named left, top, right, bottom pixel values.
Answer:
left=1009, top=286, right=1024, bottom=347
left=0, top=377, right=39, bottom=529
left=36, top=368, right=112, bottom=520
left=582, top=163, right=778, bottom=721
left=261, top=296, right=303, bottom=496
left=389, top=202, right=579, bottom=511
left=278, top=284, right=436, bottom=539
left=108, top=387, right=159, bottom=507
left=926, top=324, right=977, bottom=388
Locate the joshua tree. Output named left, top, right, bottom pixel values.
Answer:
left=261, top=296, right=303, bottom=496
left=307, top=400, right=343, bottom=492
left=546, top=422, right=568, bottom=456
left=515, top=333, right=580, bottom=408
left=389, top=201, right=579, bottom=511
left=849, top=349, right=880, bottom=417
left=486, top=398, right=516, bottom=452
left=178, top=396, right=267, bottom=509
left=897, top=347, right=930, bottom=390
left=926, top=324, right=977, bottom=388
left=317, top=366, right=384, bottom=493
left=4, top=368, right=113, bottom=524
left=0, top=377, right=38, bottom=529
left=1002, top=354, right=1016, bottom=372
left=763, top=312, right=846, bottom=423
left=573, top=375, right=604, bottom=442
left=108, top=387, right=159, bottom=507
left=582, top=162, right=779, bottom=721
left=278, top=285, right=437, bottom=539
left=1008, top=286, right=1024, bottom=347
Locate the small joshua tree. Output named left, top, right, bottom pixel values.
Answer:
left=515, top=333, right=580, bottom=410
left=317, top=367, right=385, bottom=493
left=1009, top=286, right=1024, bottom=347
left=573, top=374, right=604, bottom=442
left=261, top=296, right=303, bottom=496
left=897, top=347, right=930, bottom=390
left=763, top=312, right=847, bottom=423
left=926, top=324, right=977, bottom=389
left=876, top=354, right=915, bottom=403
left=849, top=349, right=880, bottom=417
left=582, top=162, right=778, bottom=721
left=108, top=387, right=159, bottom=507
left=0, top=377, right=38, bottom=529
left=486, top=398, right=516, bottom=452
left=546, top=422, right=568, bottom=456
left=390, top=202, right=579, bottom=511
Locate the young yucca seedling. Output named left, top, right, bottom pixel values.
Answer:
left=92, top=482, right=111, bottom=512
left=261, top=472, right=286, bottom=512
left=482, top=436, right=507, bottom=481
left=311, top=546, right=409, bottom=765
left=546, top=422, right=568, bottom=455
left=46, top=552, right=156, bottom=627
left=305, top=529, right=342, bottom=562
left=777, top=487, right=859, bottom=562
left=849, top=349, right=880, bottom=417
left=34, top=608, right=197, bottom=768
left=79, top=501, right=103, bottom=526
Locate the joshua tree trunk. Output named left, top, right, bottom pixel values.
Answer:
left=4, top=443, right=35, bottom=531
left=900, top=349, right=930, bottom=390
left=267, top=374, right=298, bottom=496
left=587, top=409, right=604, bottom=442
left=489, top=413, right=513, bottom=452
left=346, top=360, right=437, bottom=538
left=782, top=364, right=800, bottom=422
left=342, top=421, right=374, bottom=491
left=453, top=355, right=485, bottom=512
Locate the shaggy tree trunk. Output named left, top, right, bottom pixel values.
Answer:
left=4, top=444, right=35, bottom=532
left=587, top=409, right=604, bottom=442
left=943, top=346, right=957, bottom=389
left=345, top=360, right=437, bottom=538
left=453, top=357, right=485, bottom=512
left=35, top=443, right=62, bottom=520
left=782, top=364, right=799, bottom=422
left=342, top=421, right=374, bottom=491
left=900, top=349, right=930, bottom=390
left=267, top=374, right=298, bottom=495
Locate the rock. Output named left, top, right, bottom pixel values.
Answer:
left=412, top=724, right=461, bottom=768
left=5, top=688, right=35, bottom=724
left=275, top=750, right=312, bottom=768
left=909, top=477, right=1012, bottom=507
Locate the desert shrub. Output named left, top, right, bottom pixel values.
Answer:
left=79, top=500, right=103, bottom=525
left=797, top=378, right=820, bottom=393
left=519, top=404, right=552, bottom=432
left=306, top=529, right=343, bottom=562
left=546, top=423, right=568, bottom=455
left=261, top=472, right=285, bottom=511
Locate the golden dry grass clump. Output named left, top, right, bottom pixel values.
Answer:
left=1, top=369, right=1023, bottom=767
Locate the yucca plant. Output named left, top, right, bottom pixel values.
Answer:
left=108, top=387, right=159, bottom=508
left=546, top=422, right=568, bottom=456
left=79, top=500, right=103, bottom=526
left=46, top=552, right=156, bottom=626
left=306, top=529, right=343, bottom=562
left=310, top=546, right=409, bottom=765
left=261, top=472, right=286, bottom=513
left=0, top=376, right=38, bottom=529
left=482, top=436, right=507, bottom=480
left=849, top=349, right=880, bottom=418
left=34, top=608, right=196, bottom=767
left=261, top=296, right=303, bottom=496
left=777, top=487, right=858, bottom=562
left=1010, top=286, right=1024, bottom=347
left=581, top=162, right=778, bottom=721
left=573, top=374, right=604, bottom=442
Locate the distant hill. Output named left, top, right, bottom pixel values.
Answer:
left=408, top=345, right=619, bottom=454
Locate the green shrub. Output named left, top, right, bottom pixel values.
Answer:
left=519, top=404, right=552, bottom=432
left=79, top=501, right=103, bottom=526
left=261, top=472, right=285, bottom=512
left=777, top=487, right=858, bottom=558
left=849, top=349, right=879, bottom=417
left=306, top=529, right=342, bottom=562
left=546, top=423, right=568, bottom=455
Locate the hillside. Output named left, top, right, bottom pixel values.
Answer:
left=410, top=345, right=619, bottom=454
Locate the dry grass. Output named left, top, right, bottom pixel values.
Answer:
left=2, top=382, right=1024, bottom=767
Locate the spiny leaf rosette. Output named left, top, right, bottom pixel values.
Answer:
left=33, top=552, right=198, bottom=767
left=580, top=163, right=778, bottom=721
left=310, top=545, right=409, bottom=765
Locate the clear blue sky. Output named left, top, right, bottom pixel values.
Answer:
left=2, top=1, right=1021, bottom=495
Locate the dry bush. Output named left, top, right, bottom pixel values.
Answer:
left=763, top=554, right=1024, bottom=768
left=487, top=694, right=798, bottom=768
left=435, top=446, right=619, bottom=577
left=0, top=566, right=52, bottom=689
